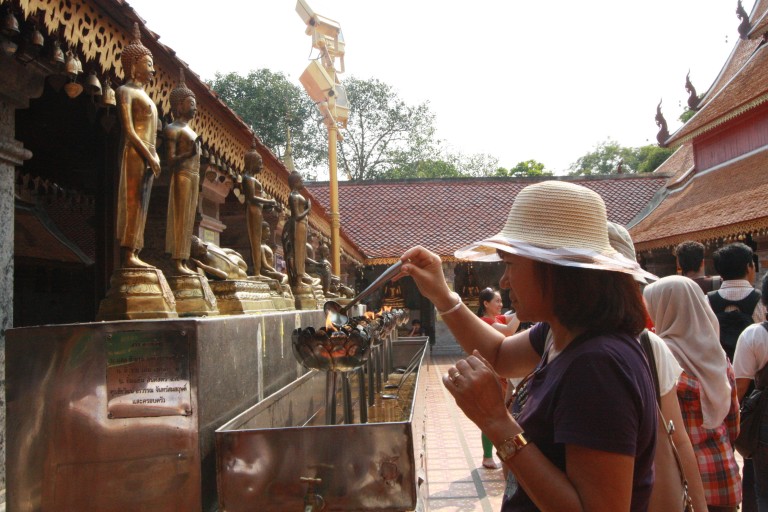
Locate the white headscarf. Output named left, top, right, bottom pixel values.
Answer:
left=643, top=275, right=731, bottom=428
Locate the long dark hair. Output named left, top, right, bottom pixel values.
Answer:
left=477, top=287, right=497, bottom=317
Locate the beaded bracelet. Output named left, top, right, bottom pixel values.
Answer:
left=437, top=292, right=463, bottom=316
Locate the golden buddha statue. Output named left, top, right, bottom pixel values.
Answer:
left=259, top=222, right=287, bottom=284
left=189, top=236, right=248, bottom=280
left=116, top=23, right=160, bottom=269
left=164, top=69, right=200, bottom=275
left=243, top=140, right=277, bottom=277
left=281, top=171, right=317, bottom=287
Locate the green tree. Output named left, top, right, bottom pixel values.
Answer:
left=209, top=70, right=326, bottom=172
left=496, top=159, right=551, bottom=178
left=633, top=145, right=674, bottom=173
left=380, top=159, right=462, bottom=179
left=679, top=107, right=696, bottom=123
left=338, top=77, right=440, bottom=181
left=568, top=139, right=672, bottom=175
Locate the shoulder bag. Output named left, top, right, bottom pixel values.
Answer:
left=640, top=330, right=695, bottom=512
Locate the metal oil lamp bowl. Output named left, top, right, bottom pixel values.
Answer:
left=291, top=319, right=372, bottom=372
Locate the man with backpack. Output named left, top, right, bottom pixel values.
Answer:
left=710, top=242, right=765, bottom=512
left=675, top=240, right=722, bottom=293
left=709, top=243, right=765, bottom=363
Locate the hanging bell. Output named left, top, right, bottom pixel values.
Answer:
left=101, top=78, right=116, bottom=106
left=85, top=72, right=102, bottom=96
left=74, top=54, right=83, bottom=75
left=50, top=39, right=65, bottom=65
left=30, top=24, right=43, bottom=50
left=64, top=50, right=79, bottom=78
left=1, top=8, right=19, bottom=38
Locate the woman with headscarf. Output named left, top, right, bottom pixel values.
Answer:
left=644, top=275, right=742, bottom=512
left=397, top=181, right=658, bottom=511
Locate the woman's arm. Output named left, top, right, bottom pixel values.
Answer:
left=400, top=246, right=539, bottom=377
left=659, top=389, right=707, bottom=512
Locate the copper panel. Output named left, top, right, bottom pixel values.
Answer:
left=106, top=329, right=191, bottom=418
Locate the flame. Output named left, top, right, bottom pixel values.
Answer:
left=325, top=311, right=338, bottom=331
left=383, top=306, right=392, bottom=312
left=364, top=311, right=376, bottom=320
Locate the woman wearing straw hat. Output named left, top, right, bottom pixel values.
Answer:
left=397, top=181, right=658, bottom=511
left=644, top=276, right=742, bottom=512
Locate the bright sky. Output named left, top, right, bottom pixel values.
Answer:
left=127, top=0, right=753, bottom=175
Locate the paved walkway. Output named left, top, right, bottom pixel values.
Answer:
left=425, top=353, right=506, bottom=511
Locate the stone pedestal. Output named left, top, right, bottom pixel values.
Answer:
left=209, top=279, right=275, bottom=315
left=292, top=282, right=321, bottom=310
left=96, top=268, right=179, bottom=321
left=255, top=276, right=295, bottom=311
left=167, top=274, right=219, bottom=317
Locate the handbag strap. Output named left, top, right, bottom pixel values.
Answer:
left=639, top=330, right=693, bottom=498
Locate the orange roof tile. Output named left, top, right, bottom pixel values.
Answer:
left=667, top=43, right=768, bottom=145
left=306, top=176, right=668, bottom=261
left=629, top=148, right=768, bottom=250
left=653, top=144, right=695, bottom=186
left=748, top=0, right=768, bottom=38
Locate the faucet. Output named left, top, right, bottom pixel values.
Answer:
left=300, top=477, right=325, bottom=512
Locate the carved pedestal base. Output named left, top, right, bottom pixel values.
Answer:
left=167, top=274, right=219, bottom=317
left=209, top=279, right=275, bottom=315
left=96, top=268, right=178, bottom=321
left=252, top=277, right=295, bottom=311
left=291, top=283, right=321, bottom=310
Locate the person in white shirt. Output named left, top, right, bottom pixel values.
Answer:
left=733, top=273, right=768, bottom=511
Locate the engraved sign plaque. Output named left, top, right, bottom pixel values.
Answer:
left=106, top=330, right=191, bottom=418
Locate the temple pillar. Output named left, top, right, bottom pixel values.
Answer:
left=0, top=53, right=49, bottom=498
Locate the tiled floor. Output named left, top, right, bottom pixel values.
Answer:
left=425, top=353, right=506, bottom=512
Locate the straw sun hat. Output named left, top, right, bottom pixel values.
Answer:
left=455, top=181, right=657, bottom=281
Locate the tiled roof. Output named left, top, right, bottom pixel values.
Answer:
left=749, top=0, right=768, bottom=38
left=629, top=148, right=768, bottom=250
left=667, top=33, right=767, bottom=146
left=653, top=143, right=695, bottom=187
left=696, top=0, right=766, bottom=110
left=306, top=176, right=668, bottom=261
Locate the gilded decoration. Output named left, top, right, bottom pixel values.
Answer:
left=3, top=0, right=358, bottom=263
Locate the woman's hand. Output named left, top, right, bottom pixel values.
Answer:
left=442, top=350, right=515, bottom=441
left=397, top=246, right=454, bottom=310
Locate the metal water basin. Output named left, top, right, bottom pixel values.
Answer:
left=215, top=342, right=429, bottom=511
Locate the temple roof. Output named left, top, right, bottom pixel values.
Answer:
left=666, top=1, right=767, bottom=145
left=748, top=0, right=768, bottom=38
left=629, top=147, right=768, bottom=250
left=306, top=175, right=668, bottom=263
left=652, top=143, right=695, bottom=186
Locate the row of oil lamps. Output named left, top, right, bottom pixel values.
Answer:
left=292, top=308, right=409, bottom=373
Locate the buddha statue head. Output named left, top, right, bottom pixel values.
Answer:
left=244, top=136, right=263, bottom=176
left=120, top=22, right=153, bottom=82
left=169, top=68, right=196, bottom=119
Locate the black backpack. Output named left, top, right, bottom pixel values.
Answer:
left=707, top=289, right=761, bottom=361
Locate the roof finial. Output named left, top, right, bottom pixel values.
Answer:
left=737, top=0, right=751, bottom=39
left=685, top=71, right=700, bottom=111
left=282, top=125, right=296, bottom=172
left=655, top=100, right=669, bottom=147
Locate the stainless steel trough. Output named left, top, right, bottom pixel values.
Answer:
left=215, top=340, right=430, bottom=511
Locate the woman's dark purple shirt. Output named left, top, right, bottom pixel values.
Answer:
left=502, top=323, right=657, bottom=511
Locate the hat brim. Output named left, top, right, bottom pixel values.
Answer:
left=455, top=236, right=657, bottom=282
